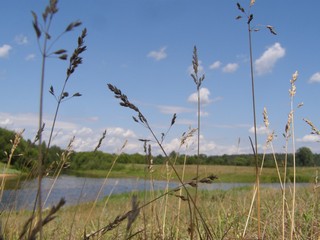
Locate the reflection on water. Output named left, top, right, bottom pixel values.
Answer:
left=1, top=176, right=179, bottom=210
left=0, top=175, right=309, bottom=210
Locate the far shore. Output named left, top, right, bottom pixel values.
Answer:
left=0, top=173, right=18, bottom=178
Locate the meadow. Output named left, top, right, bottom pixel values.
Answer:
left=1, top=0, right=320, bottom=239
left=69, top=164, right=318, bottom=184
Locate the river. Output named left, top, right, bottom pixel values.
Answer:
left=0, top=175, right=309, bottom=210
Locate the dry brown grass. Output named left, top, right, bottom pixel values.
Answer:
left=2, top=185, right=320, bottom=239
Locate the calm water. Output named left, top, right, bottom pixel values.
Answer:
left=0, top=175, right=307, bottom=210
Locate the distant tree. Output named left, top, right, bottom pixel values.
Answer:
left=234, top=157, right=249, bottom=166
left=296, top=147, right=314, bottom=166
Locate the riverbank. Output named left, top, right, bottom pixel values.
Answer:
left=66, top=164, right=317, bottom=183
left=1, top=183, right=318, bottom=239
left=0, top=173, right=18, bottom=178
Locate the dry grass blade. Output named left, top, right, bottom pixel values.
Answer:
left=107, top=83, right=214, bottom=239
left=199, top=174, right=218, bottom=184
left=173, top=194, right=188, bottom=201
left=304, top=118, right=320, bottom=136
left=94, top=129, right=107, bottom=152
left=126, top=195, right=140, bottom=233
left=20, top=198, right=66, bottom=240
left=84, top=195, right=140, bottom=240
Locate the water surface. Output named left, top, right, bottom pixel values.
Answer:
left=0, top=175, right=308, bottom=210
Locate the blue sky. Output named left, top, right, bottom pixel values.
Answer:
left=1, top=0, right=320, bottom=156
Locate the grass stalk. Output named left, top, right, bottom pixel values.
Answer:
left=36, top=18, right=49, bottom=240
left=68, top=178, right=87, bottom=240
left=236, top=2, right=277, bottom=237
left=289, top=71, right=298, bottom=239
left=43, top=137, right=74, bottom=207
left=31, top=2, right=84, bottom=238
left=190, top=45, right=205, bottom=238
left=247, top=21, right=261, bottom=238
left=176, top=154, right=187, bottom=240
left=85, top=140, right=126, bottom=226
left=108, top=84, right=214, bottom=239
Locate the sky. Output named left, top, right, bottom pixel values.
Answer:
left=1, top=0, right=320, bottom=156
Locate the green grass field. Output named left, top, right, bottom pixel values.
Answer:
left=68, top=164, right=318, bottom=183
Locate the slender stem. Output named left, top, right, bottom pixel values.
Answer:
left=145, top=122, right=213, bottom=239
left=36, top=35, right=48, bottom=240
left=283, top=140, right=288, bottom=240
left=248, top=23, right=261, bottom=239
left=46, top=77, right=69, bottom=150
left=290, top=100, right=296, bottom=239
left=192, top=85, right=201, bottom=238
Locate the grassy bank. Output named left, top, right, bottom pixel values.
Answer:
left=0, top=162, right=21, bottom=175
left=67, top=164, right=318, bottom=183
left=2, top=184, right=319, bottom=239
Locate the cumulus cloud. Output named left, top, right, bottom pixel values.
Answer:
left=209, top=61, right=221, bottom=70
left=0, top=44, right=12, bottom=58
left=147, top=46, right=167, bottom=61
left=188, top=88, right=212, bottom=104
left=255, top=42, right=285, bottom=75
left=165, top=133, right=245, bottom=155
left=309, top=72, right=320, bottom=83
left=0, top=118, right=12, bottom=125
left=15, top=34, right=28, bottom=45
left=222, top=63, right=238, bottom=73
left=297, top=134, right=320, bottom=143
left=108, top=127, right=136, bottom=138
left=158, top=105, right=192, bottom=114
left=25, top=54, right=35, bottom=61
left=0, top=112, right=141, bottom=153
left=249, top=125, right=268, bottom=135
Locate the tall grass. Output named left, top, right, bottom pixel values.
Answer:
left=30, top=0, right=85, bottom=238
left=236, top=1, right=277, bottom=238
left=107, top=82, right=215, bottom=239
left=190, top=45, right=205, bottom=238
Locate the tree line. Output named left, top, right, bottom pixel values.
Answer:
left=1, top=127, right=319, bottom=171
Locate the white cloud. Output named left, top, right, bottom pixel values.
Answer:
left=297, top=134, right=320, bottom=143
left=147, top=46, right=167, bottom=61
left=255, top=42, right=285, bottom=75
left=222, top=63, right=238, bottom=73
left=249, top=125, right=268, bottom=135
left=209, top=61, right=221, bottom=70
left=158, top=105, right=192, bottom=114
left=15, top=34, right=28, bottom=45
left=0, top=44, right=12, bottom=58
left=0, top=112, right=141, bottom=153
left=108, top=127, right=136, bottom=138
left=167, top=133, right=245, bottom=155
left=188, top=88, right=212, bottom=104
left=72, top=127, right=93, bottom=135
left=309, top=72, right=320, bottom=83
left=176, top=118, right=196, bottom=126
left=25, top=54, right=35, bottom=61
left=0, top=118, right=12, bottom=125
